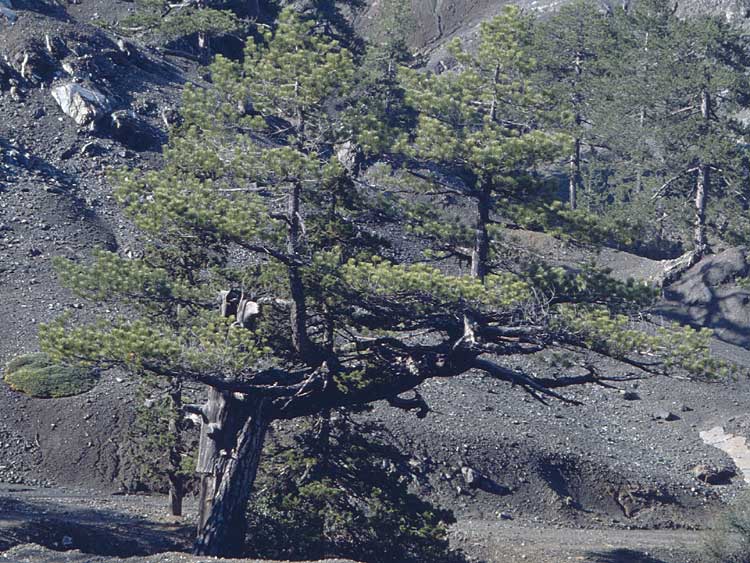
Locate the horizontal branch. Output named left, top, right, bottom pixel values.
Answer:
left=473, top=358, right=580, bottom=405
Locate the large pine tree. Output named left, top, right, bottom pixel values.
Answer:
left=41, top=7, right=727, bottom=557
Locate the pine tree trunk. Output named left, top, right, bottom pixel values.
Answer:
left=471, top=186, right=491, bottom=281
left=635, top=107, right=646, bottom=194
left=168, top=475, right=183, bottom=517
left=694, top=88, right=711, bottom=258
left=569, top=52, right=582, bottom=210
left=193, top=393, right=270, bottom=556
left=471, top=187, right=491, bottom=280
left=167, top=382, right=184, bottom=517
left=287, top=182, right=309, bottom=357
left=569, top=135, right=581, bottom=210
left=694, top=163, right=708, bottom=257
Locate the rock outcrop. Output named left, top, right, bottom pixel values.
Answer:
left=0, top=0, right=16, bottom=24
left=51, top=82, right=111, bottom=129
left=658, top=247, right=750, bottom=348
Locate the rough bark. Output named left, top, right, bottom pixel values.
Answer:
left=471, top=186, right=491, bottom=281
left=194, top=388, right=236, bottom=531
left=193, top=396, right=270, bottom=556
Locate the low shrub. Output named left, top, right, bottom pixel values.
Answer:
left=4, top=353, right=98, bottom=398
left=247, top=411, right=466, bottom=563
left=704, top=491, right=750, bottom=563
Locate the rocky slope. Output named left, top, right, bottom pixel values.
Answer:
left=2, top=2, right=750, bottom=563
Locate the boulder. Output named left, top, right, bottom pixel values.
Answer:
left=51, top=83, right=111, bottom=128
left=460, top=465, right=511, bottom=495
left=657, top=247, right=750, bottom=348
left=651, top=409, right=678, bottom=422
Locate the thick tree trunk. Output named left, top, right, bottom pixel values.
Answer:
left=471, top=186, right=491, bottom=281
left=193, top=392, right=270, bottom=556
left=195, top=388, right=232, bottom=532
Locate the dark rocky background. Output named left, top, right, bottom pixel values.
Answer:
left=2, top=1, right=750, bottom=562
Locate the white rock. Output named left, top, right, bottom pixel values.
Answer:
left=51, top=83, right=111, bottom=127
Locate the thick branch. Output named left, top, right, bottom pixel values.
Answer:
left=473, top=358, right=581, bottom=405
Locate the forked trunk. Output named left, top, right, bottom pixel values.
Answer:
left=193, top=390, right=270, bottom=556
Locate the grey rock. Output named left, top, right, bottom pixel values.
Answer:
left=0, top=0, right=17, bottom=23
left=51, top=83, right=111, bottom=128
left=658, top=247, right=750, bottom=347
left=652, top=409, right=679, bottom=422
left=460, top=465, right=511, bottom=495
left=461, top=465, right=479, bottom=487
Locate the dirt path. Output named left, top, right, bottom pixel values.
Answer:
left=0, top=485, right=193, bottom=556
left=0, top=486, right=713, bottom=563
left=449, top=520, right=706, bottom=563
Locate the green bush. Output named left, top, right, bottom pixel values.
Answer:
left=247, top=412, right=466, bottom=563
left=705, top=492, right=750, bottom=563
left=3, top=353, right=98, bottom=398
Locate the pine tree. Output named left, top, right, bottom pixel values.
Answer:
left=40, top=7, right=730, bottom=558
left=399, top=6, right=569, bottom=280
left=603, top=1, right=750, bottom=259
left=533, top=0, right=615, bottom=210
left=118, top=0, right=247, bottom=54
left=652, top=14, right=750, bottom=257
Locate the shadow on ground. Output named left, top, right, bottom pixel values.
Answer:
left=0, top=495, right=191, bottom=556
left=587, top=549, right=669, bottom=563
